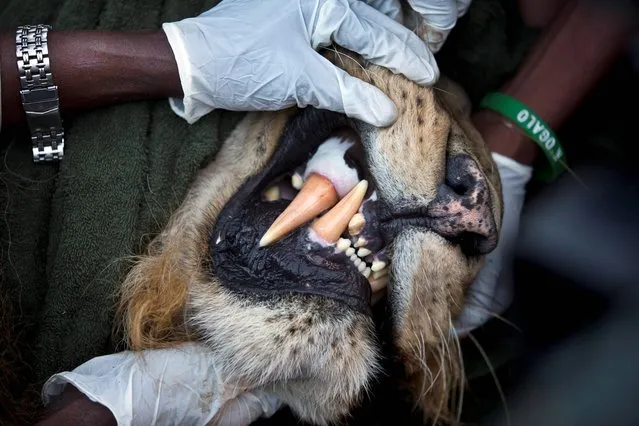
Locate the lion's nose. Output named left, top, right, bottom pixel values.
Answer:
left=427, top=154, right=499, bottom=256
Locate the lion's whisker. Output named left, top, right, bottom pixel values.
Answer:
left=466, top=331, right=510, bottom=426
left=461, top=292, right=522, bottom=332
left=450, top=316, right=466, bottom=424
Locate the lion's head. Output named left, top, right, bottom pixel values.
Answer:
left=116, top=45, right=503, bottom=425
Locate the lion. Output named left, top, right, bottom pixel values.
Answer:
left=114, top=38, right=503, bottom=425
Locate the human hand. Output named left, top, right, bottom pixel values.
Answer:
left=42, top=342, right=282, bottom=426
left=454, top=152, right=533, bottom=335
left=161, top=0, right=439, bottom=128
left=363, top=0, right=473, bottom=52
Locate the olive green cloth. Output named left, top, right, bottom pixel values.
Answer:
left=0, top=0, right=250, bottom=386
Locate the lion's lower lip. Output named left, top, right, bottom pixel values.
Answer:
left=210, top=107, right=387, bottom=312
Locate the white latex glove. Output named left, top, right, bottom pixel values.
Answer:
left=161, top=0, right=439, bottom=128
left=454, top=152, right=533, bottom=335
left=41, top=342, right=282, bottom=426
left=363, top=0, right=473, bottom=52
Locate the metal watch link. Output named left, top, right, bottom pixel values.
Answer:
left=16, top=24, right=65, bottom=163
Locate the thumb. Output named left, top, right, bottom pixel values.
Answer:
left=300, top=54, right=399, bottom=127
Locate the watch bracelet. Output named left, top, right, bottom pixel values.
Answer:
left=16, top=24, right=65, bottom=163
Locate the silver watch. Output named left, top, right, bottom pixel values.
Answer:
left=16, top=24, right=65, bottom=163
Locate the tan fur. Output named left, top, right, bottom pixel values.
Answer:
left=116, top=47, right=503, bottom=425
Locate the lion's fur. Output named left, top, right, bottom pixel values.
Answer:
left=115, top=47, right=503, bottom=425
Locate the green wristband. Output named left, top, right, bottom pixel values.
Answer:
left=479, top=92, right=567, bottom=182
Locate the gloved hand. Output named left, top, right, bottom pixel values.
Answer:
left=42, top=342, right=282, bottom=426
left=161, top=0, right=439, bottom=128
left=454, top=152, right=533, bottom=335
left=363, top=0, right=473, bottom=52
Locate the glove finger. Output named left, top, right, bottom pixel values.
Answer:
left=360, top=0, right=404, bottom=23
left=457, top=0, right=473, bottom=17
left=299, top=54, right=399, bottom=127
left=405, top=0, right=457, bottom=52
left=406, top=0, right=458, bottom=30
left=315, top=0, right=439, bottom=86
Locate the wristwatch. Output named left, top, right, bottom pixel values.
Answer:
left=16, top=24, right=65, bottom=163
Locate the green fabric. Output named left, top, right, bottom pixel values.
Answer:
left=0, top=0, right=245, bottom=387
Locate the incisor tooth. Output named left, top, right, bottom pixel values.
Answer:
left=371, top=260, right=387, bottom=272
left=291, top=172, right=304, bottom=190
left=350, top=254, right=358, bottom=262
left=345, top=247, right=355, bottom=257
left=263, top=185, right=280, bottom=201
left=310, top=180, right=368, bottom=243
left=354, top=258, right=362, bottom=267
left=357, top=248, right=371, bottom=257
left=348, top=213, right=365, bottom=236
left=362, top=267, right=371, bottom=278
left=354, top=237, right=367, bottom=248
left=357, top=262, right=366, bottom=272
left=336, top=238, right=351, bottom=252
left=260, top=173, right=338, bottom=247
left=369, top=275, right=389, bottom=292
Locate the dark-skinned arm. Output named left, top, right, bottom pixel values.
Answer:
left=0, top=29, right=182, bottom=127
left=35, top=385, right=116, bottom=426
left=473, top=0, right=635, bottom=166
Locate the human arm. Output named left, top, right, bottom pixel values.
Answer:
left=2, top=0, right=442, bottom=132
left=0, top=30, right=182, bottom=127
left=36, top=385, right=116, bottom=426
left=455, top=0, right=636, bottom=332
left=38, top=342, right=281, bottom=426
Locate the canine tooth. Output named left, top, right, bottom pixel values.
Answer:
left=354, top=237, right=367, bottom=248
left=357, top=248, right=372, bottom=257
left=336, top=238, right=351, bottom=252
left=345, top=247, right=355, bottom=256
left=291, top=172, right=304, bottom=190
left=357, top=262, right=366, bottom=272
left=371, top=260, right=387, bottom=272
left=362, top=267, right=371, bottom=278
left=348, top=213, right=365, bottom=236
left=260, top=173, right=338, bottom=247
left=263, top=185, right=280, bottom=201
left=310, top=180, right=368, bottom=243
left=372, top=268, right=388, bottom=279
left=369, top=275, right=389, bottom=293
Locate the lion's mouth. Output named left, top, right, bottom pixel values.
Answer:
left=257, top=126, right=389, bottom=291
left=210, top=108, right=388, bottom=315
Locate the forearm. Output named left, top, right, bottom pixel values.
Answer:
left=36, top=385, right=116, bottom=426
left=474, top=0, right=635, bottom=166
left=1, top=29, right=182, bottom=126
